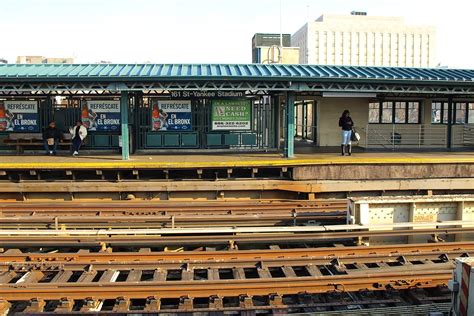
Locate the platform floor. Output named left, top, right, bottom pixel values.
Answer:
left=0, top=150, right=473, bottom=169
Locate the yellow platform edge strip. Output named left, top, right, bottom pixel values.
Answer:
left=1, top=157, right=474, bottom=169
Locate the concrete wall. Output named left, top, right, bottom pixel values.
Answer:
left=316, top=97, right=369, bottom=146
left=317, top=97, right=469, bottom=148
left=283, top=96, right=471, bottom=148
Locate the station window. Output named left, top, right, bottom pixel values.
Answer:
left=368, top=102, right=380, bottom=123
left=394, top=102, right=406, bottom=123
left=469, top=103, right=474, bottom=123
left=431, top=101, right=473, bottom=124
left=408, top=102, right=420, bottom=123
left=455, top=103, right=467, bottom=124
left=369, top=101, right=420, bottom=124
left=381, top=102, right=393, bottom=123
left=431, top=102, right=447, bottom=124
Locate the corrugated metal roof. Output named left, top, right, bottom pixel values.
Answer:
left=0, top=63, right=474, bottom=83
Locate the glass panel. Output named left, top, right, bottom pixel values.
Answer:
left=381, top=102, right=393, bottom=123
left=431, top=102, right=442, bottom=124
left=368, top=102, right=380, bottom=123
left=469, top=103, right=474, bottom=124
left=394, top=102, right=406, bottom=123
left=306, top=102, right=313, bottom=135
left=455, top=103, right=466, bottom=124
left=442, top=103, right=449, bottom=124
left=408, top=102, right=420, bottom=123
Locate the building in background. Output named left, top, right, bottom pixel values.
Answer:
left=291, top=12, right=436, bottom=67
left=252, top=33, right=300, bottom=64
left=0, top=58, right=7, bottom=64
left=16, top=56, right=74, bottom=64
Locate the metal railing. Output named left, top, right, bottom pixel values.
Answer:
left=463, top=124, right=474, bottom=146
left=365, top=124, right=448, bottom=149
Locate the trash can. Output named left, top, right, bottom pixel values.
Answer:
left=391, top=132, right=402, bottom=145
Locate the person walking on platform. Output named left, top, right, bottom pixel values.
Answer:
left=42, top=121, right=63, bottom=155
left=69, top=121, right=87, bottom=156
left=338, top=110, right=354, bottom=156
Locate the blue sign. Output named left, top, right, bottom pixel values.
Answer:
left=2, top=101, right=39, bottom=132
left=84, top=100, right=121, bottom=132
left=152, top=100, right=192, bottom=131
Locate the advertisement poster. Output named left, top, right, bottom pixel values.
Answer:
left=211, top=99, right=251, bottom=130
left=0, top=101, right=39, bottom=132
left=151, top=100, right=192, bottom=131
left=81, top=100, right=120, bottom=131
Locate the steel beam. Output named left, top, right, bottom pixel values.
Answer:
left=2, top=81, right=474, bottom=95
left=350, top=195, right=474, bottom=244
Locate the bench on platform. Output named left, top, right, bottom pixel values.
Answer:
left=3, top=133, right=72, bottom=154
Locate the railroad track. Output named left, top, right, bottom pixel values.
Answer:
left=0, top=201, right=463, bottom=314
left=1, top=222, right=473, bottom=249
left=0, top=242, right=460, bottom=314
left=1, top=242, right=472, bottom=264
left=1, top=289, right=452, bottom=314
left=0, top=200, right=347, bottom=229
left=0, top=200, right=347, bottom=214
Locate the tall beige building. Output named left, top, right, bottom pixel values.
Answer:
left=292, top=12, right=436, bottom=67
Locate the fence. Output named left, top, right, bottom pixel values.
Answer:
left=463, top=124, right=474, bottom=146
left=364, top=124, right=474, bottom=149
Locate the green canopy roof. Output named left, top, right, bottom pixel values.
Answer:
left=0, top=63, right=473, bottom=84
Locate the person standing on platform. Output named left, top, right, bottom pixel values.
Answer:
left=338, top=110, right=354, bottom=156
left=69, top=121, right=88, bottom=156
left=42, top=121, right=63, bottom=155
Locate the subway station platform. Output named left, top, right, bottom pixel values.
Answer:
left=0, top=151, right=473, bottom=170
left=0, top=150, right=473, bottom=199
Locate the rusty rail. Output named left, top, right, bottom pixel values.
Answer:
left=0, top=200, right=347, bottom=229
left=1, top=242, right=472, bottom=264
left=1, top=226, right=473, bottom=248
left=0, top=243, right=458, bottom=300
left=0, top=200, right=347, bottom=214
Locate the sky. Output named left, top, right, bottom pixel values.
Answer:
left=1, top=0, right=473, bottom=68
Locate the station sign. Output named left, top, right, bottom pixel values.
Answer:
left=81, top=100, right=120, bottom=132
left=170, top=91, right=245, bottom=99
left=0, top=101, right=39, bottom=132
left=151, top=100, right=192, bottom=131
left=211, top=99, right=251, bottom=131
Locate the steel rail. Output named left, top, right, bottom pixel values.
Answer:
left=1, top=242, right=472, bottom=264
left=1, top=220, right=473, bottom=235
left=0, top=213, right=345, bottom=229
left=0, top=270, right=451, bottom=300
left=0, top=200, right=347, bottom=213
left=2, top=298, right=453, bottom=315
left=0, top=200, right=346, bottom=229
left=0, top=255, right=460, bottom=271
left=1, top=226, right=472, bottom=247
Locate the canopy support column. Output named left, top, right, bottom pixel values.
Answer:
left=284, top=92, right=295, bottom=158
left=120, top=91, right=130, bottom=160
left=447, top=95, right=453, bottom=150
